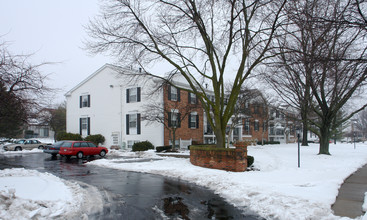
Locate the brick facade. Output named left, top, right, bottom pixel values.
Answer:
left=163, top=85, right=204, bottom=146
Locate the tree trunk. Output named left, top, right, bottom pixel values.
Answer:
left=215, top=127, right=226, bottom=148
left=302, top=126, right=308, bottom=146
left=319, top=125, right=331, bottom=155
left=172, top=129, right=176, bottom=150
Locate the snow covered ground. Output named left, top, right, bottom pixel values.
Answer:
left=0, top=142, right=367, bottom=219
left=0, top=168, right=103, bottom=220
left=90, top=143, right=367, bottom=220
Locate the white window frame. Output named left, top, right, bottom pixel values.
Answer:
left=189, top=112, right=197, bottom=128
left=81, top=118, right=88, bottom=130
left=171, top=87, right=178, bottom=101
left=129, top=88, right=138, bottom=103
left=81, top=95, right=89, bottom=108
left=129, top=114, right=137, bottom=129
left=190, top=93, right=197, bottom=104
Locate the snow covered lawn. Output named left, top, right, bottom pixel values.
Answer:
left=90, top=143, right=367, bottom=220
left=0, top=168, right=103, bottom=219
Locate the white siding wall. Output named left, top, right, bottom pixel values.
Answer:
left=66, top=65, right=164, bottom=149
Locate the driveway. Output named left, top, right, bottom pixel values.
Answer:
left=0, top=152, right=260, bottom=219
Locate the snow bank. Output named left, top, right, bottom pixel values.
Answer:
left=90, top=143, right=367, bottom=220
left=0, top=168, right=103, bottom=220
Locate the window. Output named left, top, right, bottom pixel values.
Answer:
left=81, top=118, right=88, bottom=130
left=127, top=140, right=139, bottom=148
left=126, top=114, right=141, bottom=135
left=168, top=86, right=180, bottom=101
left=81, top=142, right=89, bottom=147
left=189, top=112, right=199, bottom=129
left=80, top=95, right=90, bottom=108
left=168, top=110, right=181, bottom=128
left=189, top=92, right=197, bottom=104
left=87, top=142, right=97, bottom=147
left=73, top=142, right=81, bottom=147
left=129, top=114, right=137, bottom=128
left=254, top=120, right=259, bottom=131
left=79, top=117, right=90, bottom=136
left=244, top=119, right=250, bottom=131
left=126, top=87, right=141, bottom=103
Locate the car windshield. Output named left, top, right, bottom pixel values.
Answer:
left=61, top=142, right=72, bottom=148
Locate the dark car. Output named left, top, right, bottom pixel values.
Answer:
left=43, top=141, right=66, bottom=156
left=59, top=141, right=108, bottom=159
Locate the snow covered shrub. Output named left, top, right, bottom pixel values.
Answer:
left=132, top=141, right=154, bottom=152
left=247, top=155, right=254, bottom=166
left=84, top=134, right=105, bottom=145
left=57, top=132, right=82, bottom=141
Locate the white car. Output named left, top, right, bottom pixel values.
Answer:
left=3, top=139, right=51, bottom=151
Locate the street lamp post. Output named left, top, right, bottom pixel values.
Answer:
left=297, top=133, right=300, bottom=168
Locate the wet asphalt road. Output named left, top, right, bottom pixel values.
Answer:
left=0, top=152, right=261, bottom=220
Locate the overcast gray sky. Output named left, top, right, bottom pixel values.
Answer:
left=0, top=0, right=112, bottom=104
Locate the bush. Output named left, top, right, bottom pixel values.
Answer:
left=156, top=146, right=172, bottom=152
left=57, top=132, right=82, bottom=141
left=247, top=155, right=254, bottom=166
left=132, top=141, right=154, bottom=152
left=85, top=134, right=105, bottom=145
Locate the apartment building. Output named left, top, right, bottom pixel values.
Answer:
left=65, top=64, right=296, bottom=148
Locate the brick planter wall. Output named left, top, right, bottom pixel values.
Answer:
left=190, top=144, right=248, bottom=172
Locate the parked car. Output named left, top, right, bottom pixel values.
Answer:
left=3, top=139, right=51, bottom=151
left=59, top=141, right=108, bottom=159
left=43, top=141, right=66, bottom=156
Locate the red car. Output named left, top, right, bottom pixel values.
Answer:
left=59, top=141, right=108, bottom=159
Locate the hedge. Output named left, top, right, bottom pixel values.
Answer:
left=132, top=141, right=155, bottom=152
left=84, top=134, right=105, bottom=145
left=156, top=146, right=172, bottom=152
left=256, top=141, right=281, bottom=145
left=57, top=132, right=82, bottom=141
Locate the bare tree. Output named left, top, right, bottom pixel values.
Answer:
left=226, top=86, right=269, bottom=147
left=0, top=41, right=54, bottom=121
left=266, top=0, right=367, bottom=154
left=355, top=108, right=367, bottom=140
left=85, top=0, right=288, bottom=148
left=142, top=86, right=200, bottom=149
left=0, top=40, right=54, bottom=136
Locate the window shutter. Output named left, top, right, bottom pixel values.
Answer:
left=126, top=114, right=130, bottom=134
left=126, top=89, right=130, bottom=103
left=137, top=113, right=141, bottom=134
left=79, top=96, right=82, bottom=108
left=137, top=87, right=141, bottom=102
left=79, top=118, right=82, bottom=135
left=87, top=95, right=90, bottom=107
left=188, top=92, right=191, bottom=104
left=178, top=113, right=181, bottom=128
left=196, top=115, right=199, bottom=128
left=177, top=88, right=181, bottom=102
left=87, top=117, right=91, bottom=135
left=188, top=114, right=191, bottom=128
left=168, top=85, right=171, bottom=100
left=168, top=112, right=172, bottom=127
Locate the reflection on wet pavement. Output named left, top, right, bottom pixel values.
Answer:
left=0, top=153, right=262, bottom=220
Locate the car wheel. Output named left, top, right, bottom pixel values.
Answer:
left=76, top=152, right=83, bottom=159
left=99, top=150, right=106, bottom=157
left=15, top=146, right=22, bottom=151
left=51, top=153, right=57, bottom=157
left=38, top=145, right=44, bottom=149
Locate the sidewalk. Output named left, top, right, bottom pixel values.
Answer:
left=332, top=163, right=367, bottom=218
